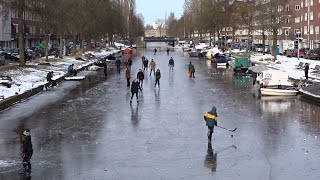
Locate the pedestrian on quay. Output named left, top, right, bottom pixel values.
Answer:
left=305, top=63, right=309, bottom=80
left=168, top=57, right=174, bottom=71
left=19, top=129, right=33, bottom=177
left=137, top=69, right=145, bottom=87
left=149, top=59, right=156, bottom=76
left=143, top=58, right=149, bottom=72
left=126, top=67, right=131, bottom=87
left=155, top=69, right=161, bottom=87
left=128, top=58, right=133, bottom=68
left=46, top=71, right=55, bottom=89
left=204, top=106, right=218, bottom=143
left=188, top=62, right=195, bottom=78
left=67, top=64, right=77, bottom=76
left=154, top=48, right=157, bottom=55
left=115, top=59, right=121, bottom=74
left=130, top=78, right=142, bottom=104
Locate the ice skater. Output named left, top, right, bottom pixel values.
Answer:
left=168, top=57, right=174, bottom=71
left=137, top=69, right=145, bottom=87
left=115, top=59, right=121, bottom=74
left=20, top=129, right=33, bottom=177
left=154, top=48, right=157, bottom=55
left=143, top=58, right=149, bottom=72
left=204, top=106, right=218, bottom=143
left=155, top=69, right=161, bottom=87
left=125, top=67, right=131, bottom=87
left=188, top=62, right=195, bottom=78
left=149, top=59, right=156, bottom=76
left=130, top=78, right=142, bottom=104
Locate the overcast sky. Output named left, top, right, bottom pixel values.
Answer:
left=136, top=0, right=184, bottom=25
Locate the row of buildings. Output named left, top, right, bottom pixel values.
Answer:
left=217, top=0, right=320, bottom=52
left=143, top=0, right=320, bottom=53
left=0, top=5, right=58, bottom=49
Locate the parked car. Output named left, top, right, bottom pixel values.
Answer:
left=1, top=48, right=15, bottom=60
left=287, top=48, right=306, bottom=58
left=10, top=48, right=19, bottom=61
left=305, top=49, right=320, bottom=60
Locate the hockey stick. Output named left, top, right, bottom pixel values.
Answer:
left=216, top=125, right=237, bottom=132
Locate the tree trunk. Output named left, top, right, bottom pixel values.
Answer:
left=45, top=34, right=49, bottom=61
left=59, top=33, right=63, bottom=58
left=209, top=31, right=212, bottom=46
left=72, top=34, right=77, bottom=55
left=231, top=27, right=235, bottom=50
left=217, top=30, right=221, bottom=48
left=262, top=31, right=266, bottom=55
left=246, top=24, right=251, bottom=53
left=272, top=27, right=278, bottom=60
left=18, top=3, right=25, bottom=66
left=213, top=28, right=216, bottom=47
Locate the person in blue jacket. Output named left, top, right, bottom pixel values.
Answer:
left=204, top=106, right=218, bottom=143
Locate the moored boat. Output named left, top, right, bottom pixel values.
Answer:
left=256, top=70, right=298, bottom=96
left=260, top=87, right=298, bottom=96
left=299, top=82, right=320, bottom=102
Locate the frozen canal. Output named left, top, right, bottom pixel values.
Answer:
left=0, top=49, right=320, bottom=180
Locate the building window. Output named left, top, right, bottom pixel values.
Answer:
left=301, top=1, right=303, bottom=8
left=286, top=18, right=290, bottom=24
left=305, top=12, right=308, bottom=21
left=286, top=5, right=290, bottom=11
left=295, top=17, right=300, bottom=23
left=304, top=26, right=308, bottom=34
left=294, top=29, right=300, bottom=35
left=311, top=0, right=313, bottom=6
left=315, top=26, right=319, bottom=34
left=310, top=25, right=314, bottom=34
left=285, top=29, right=289, bottom=36
left=295, top=5, right=300, bottom=11
left=310, top=11, right=314, bottom=20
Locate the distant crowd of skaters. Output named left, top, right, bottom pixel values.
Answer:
left=126, top=55, right=175, bottom=104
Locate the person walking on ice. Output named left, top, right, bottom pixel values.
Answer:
left=137, top=69, right=145, bottom=87
left=125, top=67, right=131, bottom=87
left=20, top=129, right=33, bottom=177
left=204, top=106, right=218, bottom=143
left=130, top=78, right=142, bottom=104
left=168, top=57, right=174, bottom=71
left=188, top=61, right=195, bottom=78
left=149, top=59, right=156, bottom=76
left=155, top=69, right=161, bottom=87
left=143, top=58, right=149, bottom=72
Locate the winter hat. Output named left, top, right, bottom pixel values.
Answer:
left=23, top=129, right=30, bottom=136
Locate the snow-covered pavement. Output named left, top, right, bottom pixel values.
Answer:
left=251, top=54, right=320, bottom=81
left=0, top=50, right=114, bottom=100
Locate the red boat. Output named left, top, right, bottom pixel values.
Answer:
left=121, top=49, right=133, bottom=55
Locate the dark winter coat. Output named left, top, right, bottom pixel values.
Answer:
left=204, top=106, right=218, bottom=128
left=128, top=59, right=132, bottom=66
left=305, top=63, right=309, bottom=72
left=46, top=72, right=53, bottom=81
left=143, top=60, right=149, bottom=67
left=22, top=135, right=33, bottom=155
left=115, top=59, right=121, bottom=67
left=131, top=81, right=141, bottom=93
left=189, top=64, right=195, bottom=72
left=137, top=71, right=144, bottom=80
left=155, top=71, right=161, bottom=80
left=169, top=59, right=174, bottom=66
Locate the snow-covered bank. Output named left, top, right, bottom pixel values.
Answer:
left=251, top=54, right=320, bottom=81
left=0, top=57, right=94, bottom=100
